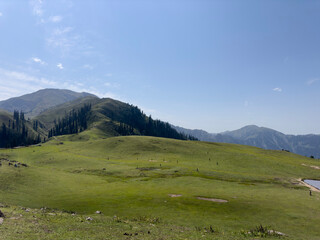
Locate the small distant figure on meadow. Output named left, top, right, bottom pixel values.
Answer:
left=309, top=190, right=312, bottom=196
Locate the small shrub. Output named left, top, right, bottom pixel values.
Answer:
left=242, top=224, right=285, bottom=238
left=132, top=216, right=161, bottom=224
left=195, top=225, right=217, bottom=234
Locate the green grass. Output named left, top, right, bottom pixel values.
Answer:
left=1, top=131, right=320, bottom=239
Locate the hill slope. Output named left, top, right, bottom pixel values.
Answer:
left=0, top=89, right=97, bottom=118
left=0, top=132, right=319, bottom=239
left=174, top=125, right=320, bottom=158
left=0, top=89, right=196, bottom=148
left=35, top=97, right=196, bottom=141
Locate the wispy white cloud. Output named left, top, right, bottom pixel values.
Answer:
left=32, top=57, right=45, bottom=65
left=52, top=27, right=73, bottom=35
left=0, top=69, right=114, bottom=103
left=273, top=87, right=282, bottom=92
left=1, top=69, right=56, bottom=86
left=104, top=82, right=120, bottom=88
left=0, top=67, right=118, bottom=101
left=46, top=27, right=83, bottom=55
left=30, top=0, right=44, bottom=17
left=29, top=0, right=95, bottom=61
left=105, top=73, right=112, bottom=77
left=60, top=82, right=118, bottom=99
left=29, top=1, right=94, bottom=58
left=83, top=64, right=93, bottom=70
left=307, top=78, right=319, bottom=86
left=57, top=63, right=64, bottom=69
left=0, top=68, right=57, bottom=100
left=49, top=15, right=63, bottom=23
left=0, top=12, right=3, bottom=17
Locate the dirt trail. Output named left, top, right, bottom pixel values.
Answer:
left=196, top=197, right=228, bottom=203
left=168, top=194, right=182, bottom=197
left=301, top=163, right=320, bottom=170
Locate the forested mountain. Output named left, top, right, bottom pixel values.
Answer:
left=35, top=96, right=99, bottom=131
left=92, top=98, right=197, bottom=140
left=48, top=104, right=92, bottom=137
left=0, top=89, right=96, bottom=118
left=39, top=97, right=197, bottom=141
left=174, top=125, right=320, bottom=158
left=0, top=90, right=197, bottom=147
left=0, top=110, right=42, bottom=148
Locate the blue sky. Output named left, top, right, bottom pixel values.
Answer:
left=0, top=0, right=319, bottom=134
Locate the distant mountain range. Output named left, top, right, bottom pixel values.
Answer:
left=0, top=89, right=96, bottom=118
left=173, top=125, right=320, bottom=158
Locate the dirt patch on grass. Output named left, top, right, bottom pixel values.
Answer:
left=196, top=197, right=228, bottom=203
left=301, top=163, right=320, bottom=170
left=168, top=194, right=182, bottom=197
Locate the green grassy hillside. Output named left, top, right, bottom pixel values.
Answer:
left=0, top=129, right=320, bottom=239
left=0, top=109, right=13, bottom=124
left=36, top=97, right=195, bottom=141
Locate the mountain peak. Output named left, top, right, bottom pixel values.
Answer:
left=0, top=88, right=98, bottom=118
left=174, top=124, right=320, bottom=158
left=242, top=124, right=259, bottom=129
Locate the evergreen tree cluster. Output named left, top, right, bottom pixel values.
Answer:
left=112, top=104, right=197, bottom=141
left=117, top=122, right=134, bottom=136
left=0, top=110, right=41, bottom=148
left=144, top=117, right=197, bottom=140
left=33, top=120, right=44, bottom=131
left=48, top=104, right=91, bottom=138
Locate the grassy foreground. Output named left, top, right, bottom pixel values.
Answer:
left=0, top=132, right=320, bottom=239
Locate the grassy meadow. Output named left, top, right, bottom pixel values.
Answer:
left=0, top=131, right=320, bottom=239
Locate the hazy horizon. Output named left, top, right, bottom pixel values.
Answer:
left=0, top=1, right=319, bottom=135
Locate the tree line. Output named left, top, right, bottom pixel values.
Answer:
left=113, top=105, right=197, bottom=140
left=0, top=110, right=41, bottom=148
left=48, top=104, right=91, bottom=138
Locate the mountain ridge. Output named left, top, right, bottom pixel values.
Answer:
left=0, top=88, right=97, bottom=118
left=0, top=88, right=318, bottom=156
left=173, top=125, right=320, bottom=158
